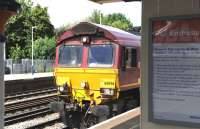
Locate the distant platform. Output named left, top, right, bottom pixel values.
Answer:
left=4, top=72, right=53, bottom=81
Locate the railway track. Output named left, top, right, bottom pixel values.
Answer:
left=3, top=74, right=60, bottom=128
left=5, top=88, right=57, bottom=102
left=4, top=86, right=138, bottom=128
left=5, top=93, right=57, bottom=113
left=5, top=113, right=63, bottom=129
left=5, top=89, right=58, bottom=127
left=5, top=107, right=51, bottom=125
left=4, top=88, right=139, bottom=129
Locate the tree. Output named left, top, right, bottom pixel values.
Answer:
left=33, top=37, right=56, bottom=59
left=9, top=44, right=25, bottom=59
left=88, top=10, right=102, bottom=24
left=5, top=0, right=54, bottom=59
left=55, top=24, right=73, bottom=37
left=88, top=10, right=133, bottom=31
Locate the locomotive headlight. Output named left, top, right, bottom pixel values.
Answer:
left=100, top=88, right=114, bottom=96
left=58, top=86, right=64, bottom=92
left=81, top=82, right=86, bottom=88
left=80, top=81, right=89, bottom=89
left=57, top=82, right=69, bottom=93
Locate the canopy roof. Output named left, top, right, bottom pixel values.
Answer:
left=57, top=22, right=140, bottom=46
left=0, top=0, right=20, bottom=12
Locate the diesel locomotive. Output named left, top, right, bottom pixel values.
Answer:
left=50, top=22, right=141, bottom=128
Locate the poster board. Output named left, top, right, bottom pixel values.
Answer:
left=149, top=15, right=200, bottom=127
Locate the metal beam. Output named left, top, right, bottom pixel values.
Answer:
left=0, top=0, right=20, bottom=12
left=90, top=0, right=141, bottom=4
left=90, top=0, right=121, bottom=4
left=124, top=0, right=141, bottom=1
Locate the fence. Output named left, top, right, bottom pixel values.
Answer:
left=5, top=59, right=54, bottom=74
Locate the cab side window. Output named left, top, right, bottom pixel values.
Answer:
left=130, top=48, right=137, bottom=67
left=122, top=47, right=137, bottom=69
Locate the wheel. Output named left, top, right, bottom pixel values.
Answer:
left=80, top=114, right=99, bottom=129
left=60, top=111, right=81, bottom=129
left=60, top=111, right=72, bottom=128
left=125, top=99, right=139, bottom=111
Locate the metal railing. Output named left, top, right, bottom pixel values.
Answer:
left=5, top=59, right=54, bottom=74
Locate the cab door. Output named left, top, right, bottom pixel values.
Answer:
left=119, top=46, right=140, bottom=91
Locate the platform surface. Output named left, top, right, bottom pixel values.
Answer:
left=4, top=72, right=53, bottom=81
left=89, top=107, right=140, bottom=129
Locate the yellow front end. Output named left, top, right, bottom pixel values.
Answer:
left=54, top=68, right=119, bottom=106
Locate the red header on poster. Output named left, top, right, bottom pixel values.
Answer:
left=153, top=19, right=200, bottom=43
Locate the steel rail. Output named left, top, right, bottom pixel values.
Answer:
left=5, top=88, right=57, bottom=102
left=5, top=93, right=57, bottom=113
left=5, top=107, right=52, bottom=125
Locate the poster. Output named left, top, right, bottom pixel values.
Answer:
left=150, top=15, right=200, bottom=126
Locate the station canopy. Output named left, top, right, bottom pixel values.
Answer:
left=0, top=0, right=20, bottom=12
left=90, top=0, right=141, bottom=4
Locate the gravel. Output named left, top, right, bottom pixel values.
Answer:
left=43, top=123, right=66, bottom=129
left=5, top=113, right=60, bottom=129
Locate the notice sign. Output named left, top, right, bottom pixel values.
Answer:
left=150, top=15, right=200, bottom=126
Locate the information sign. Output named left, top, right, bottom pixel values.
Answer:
left=149, top=15, right=200, bottom=127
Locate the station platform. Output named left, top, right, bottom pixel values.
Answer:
left=4, top=72, right=55, bottom=97
left=4, top=72, right=53, bottom=81
left=89, top=107, right=140, bottom=129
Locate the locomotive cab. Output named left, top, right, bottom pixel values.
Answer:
left=51, top=22, right=141, bottom=128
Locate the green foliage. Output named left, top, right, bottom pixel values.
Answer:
left=9, top=44, right=25, bottom=59
left=5, top=0, right=54, bottom=59
left=88, top=10, right=133, bottom=31
left=88, top=10, right=102, bottom=24
left=33, top=37, right=56, bottom=59
left=55, top=24, right=73, bottom=37
left=55, top=25, right=67, bottom=38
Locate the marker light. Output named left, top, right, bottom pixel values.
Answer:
left=81, top=36, right=90, bottom=44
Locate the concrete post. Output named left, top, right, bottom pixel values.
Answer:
left=0, top=34, right=6, bottom=129
left=141, top=0, right=200, bottom=129
left=0, top=1, right=20, bottom=128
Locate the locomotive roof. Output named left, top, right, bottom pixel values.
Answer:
left=57, top=22, right=141, bottom=46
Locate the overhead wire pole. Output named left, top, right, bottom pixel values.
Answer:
left=3, top=43, right=6, bottom=61
left=99, top=3, right=103, bottom=24
left=99, top=12, right=102, bottom=24
left=0, top=0, right=20, bottom=128
left=31, top=26, right=36, bottom=75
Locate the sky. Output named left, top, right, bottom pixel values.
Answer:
left=32, top=0, right=141, bottom=28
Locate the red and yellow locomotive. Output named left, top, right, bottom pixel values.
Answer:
left=50, top=22, right=141, bottom=128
